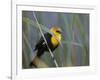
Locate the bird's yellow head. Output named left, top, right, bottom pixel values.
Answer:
left=50, top=27, right=62, bottom=46
left=50, top=27, right=62, bottom=36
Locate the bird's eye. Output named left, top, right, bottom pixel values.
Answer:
left=56, top=30, right=61, bottom=33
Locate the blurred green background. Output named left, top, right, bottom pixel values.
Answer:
left=22, top=11, right=89, bottom=68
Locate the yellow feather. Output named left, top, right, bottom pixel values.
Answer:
left=51, top=34, right=61, bottom=47
left=50, top=27, right=62, bottom=47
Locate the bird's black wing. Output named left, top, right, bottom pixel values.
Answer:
left=34, top=36, right=44, bottom=51
left=34, top=33, right=51, bottom=51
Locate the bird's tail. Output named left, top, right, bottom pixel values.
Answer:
left=29, top=50, right=44, bottom=68
left=29, top=61, right=33, bottom=67
left=29, top=61, right=37, bottom=68
left=29, top=49, right=38, bottom=68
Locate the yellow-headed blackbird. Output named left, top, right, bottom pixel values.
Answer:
left=30, top=27, right=62, bottom=67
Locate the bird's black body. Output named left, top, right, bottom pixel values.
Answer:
left=29, top=27, right=62, bottom=67
left=34, top=33, right=58, bottom=57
